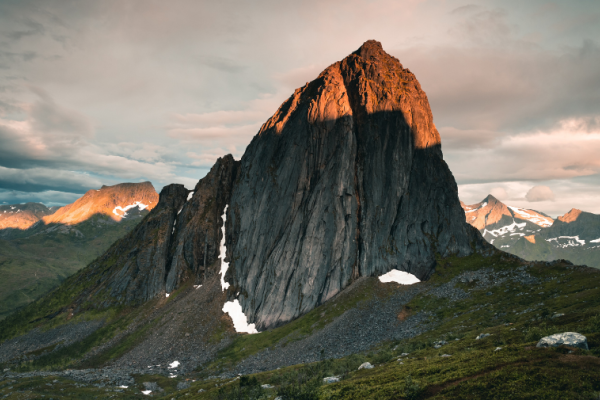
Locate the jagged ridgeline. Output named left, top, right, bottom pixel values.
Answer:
left=54, top=40, right=485, bottom=329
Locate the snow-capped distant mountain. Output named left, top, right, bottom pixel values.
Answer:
left=43, top=182, right=158, bottom=225
left=0, top=202, right=56, bottom=231
left=461, top=195, right=553, bottom=249
left=462, top=195, right=600, bottom=269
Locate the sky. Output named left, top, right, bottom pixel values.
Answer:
left=0, top=0, right=599, bottom=217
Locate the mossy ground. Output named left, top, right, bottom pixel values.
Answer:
left=1, top=252, right=600, bottom=399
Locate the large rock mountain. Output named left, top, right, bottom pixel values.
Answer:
left=72, top=40, right=484, bottom=330
left=228, top=40, right=482, bottom=329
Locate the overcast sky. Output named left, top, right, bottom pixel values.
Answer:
left=0, top=0, right=599, bottom=217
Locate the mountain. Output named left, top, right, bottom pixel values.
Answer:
left=510, top=208, right=600, bottom=268
left=43, top=182, right=158, bottom=225
left=0, top=203, right=56, bottom=234
left=0, top=182, right=159, bottom=319
left=0, top=41, right=599, bottom=399
left=462, top=196, right=600, bottom=268
left=57, top=40, right=484, bottom=331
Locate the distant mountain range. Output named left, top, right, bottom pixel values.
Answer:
left=462, top=195, right=600, bottom=268
left=0, top=182, right=158, bottom=319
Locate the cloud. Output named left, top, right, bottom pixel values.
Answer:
left=526, top=185, right=555, bottom=202
left=490, top=187, right=508, bottom=200
left=440, top=126, right=499, bottom=149
left=446, top=117, right=600, bottom=184
left=0, top=188, right=80, bottom=207
left=0, top=165, right=102, bottom=193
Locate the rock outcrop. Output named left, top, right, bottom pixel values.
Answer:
left=227, top=40, right=483, bottom=329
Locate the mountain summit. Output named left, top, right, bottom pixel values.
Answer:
left=43, top=182, right=159, bottom=225
left=64, top=41, right=485, bottom=330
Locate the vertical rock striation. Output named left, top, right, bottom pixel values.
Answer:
left=68, top=41, right=484, bottom=328
left=228, top=40, right=482, bottom=330
left=76, top=156, right=240, bottom=306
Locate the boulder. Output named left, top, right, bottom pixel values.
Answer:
left=358, top=362, right=374, bottom=370
left=536, top=332, right=588, bottom=350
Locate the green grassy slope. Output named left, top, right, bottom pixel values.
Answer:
left=507, top=236, right=600, bottom=269
left=0, top=214, right=146, bottom=320
left=1, top=252, right=600, bottom=398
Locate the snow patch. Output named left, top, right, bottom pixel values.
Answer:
left=483, top=220, right=526, bottom=238
left=465, top=202, right=487, bottom=213
left=194, top=284, right=202, bottom=289
left=222, top=299, right=259, bottom=334
left=141, top=390, right=152, bottom=395
left=508, top=206, right=553, bottom=227
left=546, top=236, right=586, bottom=247
left=187, top=192, right=194, bottom=201
left=378, top=270, right=420, bottom=285
left=168, top=360, right=180, bottom=369
left=113, top=201, right=148, bottom=218
left=165, top=293, right=170, bottom=298
left=119, top=385, right=128, bottom=388
left=220, top=205, right=230, bottom=291
left=590, top=238, right=600, bottom=243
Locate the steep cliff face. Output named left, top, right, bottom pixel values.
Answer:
left=227, top=40, right=482, bottom=330
left=75, top=156, right=239, bottom=306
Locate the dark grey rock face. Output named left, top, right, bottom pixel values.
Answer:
left=165, top=155, right=240, bottom=292
left=227, top=40, right=484, bottom=330
left=74, top=155, right=239, bottom=306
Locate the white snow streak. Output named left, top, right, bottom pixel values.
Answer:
left=165, top=293, right=170, bottom=298
left=546, top=236, right=586, bottom=247
left=465, top=202, right=487, bottom=213
left=590, top=238, right=600, bottom=243
left=187, top=192, right=194, bottom=201
left=508, top=206, right=553, bottom=227
left=220, top=205, right=230, bottom=291
left=222, top=299, right=259, bottom=334
left=193, top=284, right=202, bottom=289
left=483, top=220, right=526, bottom=238
left=112, top=201, right=149, bottom=218
left=168, top=361, right=180, bottom=369
left=141, top=390, right=152, bottom=395
left=378, top=270, right=420, bottom=285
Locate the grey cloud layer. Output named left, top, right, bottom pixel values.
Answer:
left=0, top=0, right=598, bottom=214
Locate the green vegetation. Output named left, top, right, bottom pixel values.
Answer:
left=0, top=215, right=145, bottom=319
left=1, top=252, right=600, bottom=398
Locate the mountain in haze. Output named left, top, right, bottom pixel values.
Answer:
left=0, top=203, right=57, bottom=235
left=462, top=195, right=600, bottom=268
left=52, top=40, right=485, bottom=332
left=0, top=182, right=159, bottom=319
